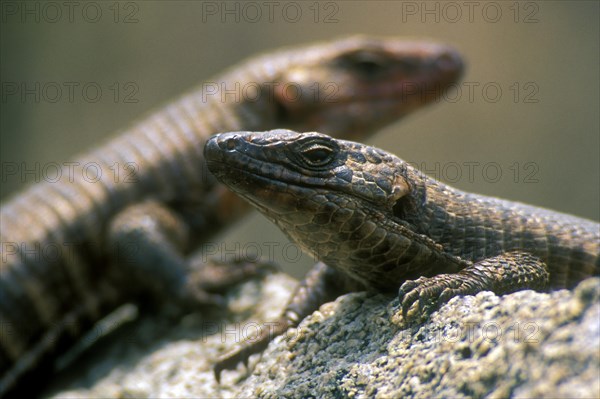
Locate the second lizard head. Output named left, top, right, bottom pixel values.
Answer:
left=233, top=36, right=464, bottom=137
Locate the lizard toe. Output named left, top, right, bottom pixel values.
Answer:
left=438, top=286, right=462, bottom=305
left=399, top=285, right=421, bottom=317
left=398, top=279, right=419, bottom=297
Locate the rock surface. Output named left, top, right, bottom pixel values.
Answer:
left=49, top=276, right=600, bottom=398
left=45, top=273, right=296, bottom=398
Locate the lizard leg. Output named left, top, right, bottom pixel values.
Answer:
left=398, top=251, right=550, bottom=320
left=213, top=261, right=359, bottom=382
left=107, top=200, right=273, bottom=309
left=186, top=255, right=278, bottom=302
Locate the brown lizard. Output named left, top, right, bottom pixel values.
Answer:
left=205, top=129, right=599, bottom=381
left=0, top=37, right=463, bottom=396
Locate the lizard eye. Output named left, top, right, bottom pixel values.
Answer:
left=299, top=143, right=335, bottom=167
left=354, top=58, right=385, bottom=77
left=340, top=50, right=391, bottom=79
left=225, top=138, right=237, bottom=151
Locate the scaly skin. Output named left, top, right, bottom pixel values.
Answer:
left=0, top=37, right=463, bottom=396
left=205, top=129, right=599, bottom=380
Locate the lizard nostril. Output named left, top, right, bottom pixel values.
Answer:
left=435, top=51, right=463, bottom=74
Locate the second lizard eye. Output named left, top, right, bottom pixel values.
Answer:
left=339, top=50, right=391, bottom=79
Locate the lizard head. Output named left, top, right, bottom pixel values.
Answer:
left=205, top=129, right=427, bottom=290
left=234, top=36, right=464, bottom=139
left=205, top=129, right=411, bottom=211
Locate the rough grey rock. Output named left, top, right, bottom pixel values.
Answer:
left=48, top=276, right=600, bottom=398
left=45, top=272, right=297, bottom=398
left=237, top=278, right=600, bottom=399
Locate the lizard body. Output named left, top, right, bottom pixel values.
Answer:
left=0, top=37, right=463, bottom=396
left=205, top=129, right=599, bottom=379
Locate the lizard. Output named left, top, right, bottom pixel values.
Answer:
left=205, top=129, right=600, bottom=381
left=0, top=36, right=464, bottom=397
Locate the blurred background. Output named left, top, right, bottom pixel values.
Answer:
left=1, top=1, right=598, bottom=278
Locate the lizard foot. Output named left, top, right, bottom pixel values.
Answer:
left=398, top=273, right=479, bottom=320
left=182, top=258, right=279, bottom=308
left=398, top=251, right=549, bottom=320
left=213, top=317, right=290, bottom=383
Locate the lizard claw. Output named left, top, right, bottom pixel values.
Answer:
left=398, top=279, right=422, bottom=317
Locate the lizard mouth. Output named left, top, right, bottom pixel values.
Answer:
left=205, top=160, right=295, bottom=216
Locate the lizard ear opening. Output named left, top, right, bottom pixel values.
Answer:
left=392, top=195, right=410, bottom=220
left=390, top=175, right=414, bottom=220
left=391, top=194, right=425, bottom=233
left=390, top=175, right=410, bottom=201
